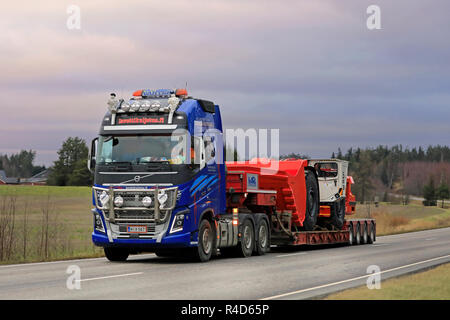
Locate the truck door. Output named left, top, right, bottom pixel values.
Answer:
left=316, top=162, right=339, bottom=202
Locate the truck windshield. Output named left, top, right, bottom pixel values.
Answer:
left=97, top=134, right=188, bottom=165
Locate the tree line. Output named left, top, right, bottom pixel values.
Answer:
left=0, top=150, right=45, bottom=178
left=0, top=137, right=92, bottom=186
left=331, top=145, right=450, bottom=206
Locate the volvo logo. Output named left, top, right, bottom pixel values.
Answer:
left=134, top=175, right=141, bottom=183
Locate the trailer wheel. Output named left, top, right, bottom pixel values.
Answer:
left=237, top=219, right=255, bottom=257
left=303, top=170, right=319, bottom=231
left=104, top=247, right=129, bottom=262
left=355, top=223, right=361, bottom=245
left=255, top=219, right=270, bottom=256
left=194, top=219, right=214, bottom=262
left=367, top=223, right=375, bottom=244
left=330, top=199, right=346, bottom=230
left=348, top=223, right=354, bottom=245
left=362, top=223, right=368, bottom=244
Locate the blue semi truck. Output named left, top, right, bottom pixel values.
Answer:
left=88, top=89, right=375, bottom=262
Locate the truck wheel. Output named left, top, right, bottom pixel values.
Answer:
left=348, top=223, right=354, bottom=245
left=194, top=219, right=214, bottom=262
left=303, top=170, right=319, bottom=231
left=330, top=199, right=346, bottom=230
left=362, top=223, right=368, bottom=244
left=237, top=219, right=255, bottom=257
left=255, top=219, right=270, bottom=256
left=367, top=223, right=375, bottom=244
left=104, top=247, right=129, bottom=262
left=355, top=223, right=361, bottom=245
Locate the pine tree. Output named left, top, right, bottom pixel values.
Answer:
left=437, top=182, right=449, bottom=208
left=422, top=177, right=437, bottom=206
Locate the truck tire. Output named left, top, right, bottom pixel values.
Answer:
left=355, top=223, right=361, bottom=245
left=367, top=223, right=375, bottom=244
left=194, top=219, right=215, bottom=262
left=330, top=199, right=346, bottom=230
left=348, top=223, right=354, bottom=245
left=104, top=247, right=129, bottom=262
left=236, top=219, right=255, bottom=257
left=362, top=223, right=368, bottom=244
left=303, top=170, right=319, bottom=231
left=255, top=219, right=270, bottom=256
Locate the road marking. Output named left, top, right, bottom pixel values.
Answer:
left=77, top=272, right=144, bottom=282
left=0, top=253, right=155, bottom=270
left=0, top=257, right=107, bottom=269
left=261, top=254, right=450, bottom=300
left=425, top=238, right=436, bottom=241
left=276, top=252, right=307, bottom=258
left=371, top=244, right=389, bottom=247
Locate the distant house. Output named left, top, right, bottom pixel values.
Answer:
left=0, top=170, right=20, bottom=185
left=20, top=169, right=51, bottom=185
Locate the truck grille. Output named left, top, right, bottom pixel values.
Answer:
left=94, top=186, right=178, bottom=222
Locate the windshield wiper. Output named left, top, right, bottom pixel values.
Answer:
left=104, top=161, right=133, bottom=165
left=138, top=160, right=170, bottom=164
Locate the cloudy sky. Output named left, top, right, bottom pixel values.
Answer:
left=1, top=0, right=449, bottom=166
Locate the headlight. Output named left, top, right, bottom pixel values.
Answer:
left=99, top=191, right=109, bottom=208
left=170, top=213, right=185, bottom=233
left=93, top=211, right=105, bottom=233
left=114, top=196, right=124, bottom=207
left=142, top=196, right=152, bottom=207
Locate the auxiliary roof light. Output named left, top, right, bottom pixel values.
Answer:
left=175, top=88, right=188, bottom=97
left=120, top=101, right=130, bottom=112
left=130, top=101, right=141, bottom=112
left=139, top=100, right=151, bottom=112
left=150, top=101, right=161, bottom=112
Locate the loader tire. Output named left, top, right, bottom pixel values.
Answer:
left=303, top=170, right=319, bottom=231
left=330, top=199, right=346, bottom=230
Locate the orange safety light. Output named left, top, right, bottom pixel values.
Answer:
left=232, top=208, right=239, bottom=225
left=175, top=88, right=188, bottom=97
left=132, top=89, right=143, bottom=97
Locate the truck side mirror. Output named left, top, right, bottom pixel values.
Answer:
left=88, top=138, right=98, bottom=173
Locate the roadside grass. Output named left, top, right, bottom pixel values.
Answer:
left=325, top=263, right=450, bottom=300
left=1, top=185, right=450, bottom=265
left=0, top=185, right=103, bottom=265
left=352, top=202, right=450, bottom=236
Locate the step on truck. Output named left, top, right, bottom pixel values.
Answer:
left=88, top=89, right=375, bottom=262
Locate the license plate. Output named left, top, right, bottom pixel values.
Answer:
left=127, top=225, right=147, bottom=233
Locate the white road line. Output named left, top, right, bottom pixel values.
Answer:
left=371, top=244, right=389, bottom=247
left=0, top=253, right=155, bottom=270
left=425, top=238, right=436, bottom=241
left=77, top=272, right=144, bottom=282
left=0, top=257, right=107, bottom=269
left=261, top=254, right=450, bottom=300
left=276, top=252, right=307, bottom=258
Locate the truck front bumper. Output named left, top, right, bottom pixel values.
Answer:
left=92, top=230, right=197, bottom=249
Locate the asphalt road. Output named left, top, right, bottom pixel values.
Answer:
left=0, top=227, right=449, bottom=300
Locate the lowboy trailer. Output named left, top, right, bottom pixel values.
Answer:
left=88, top=89, right=375, bottom=262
